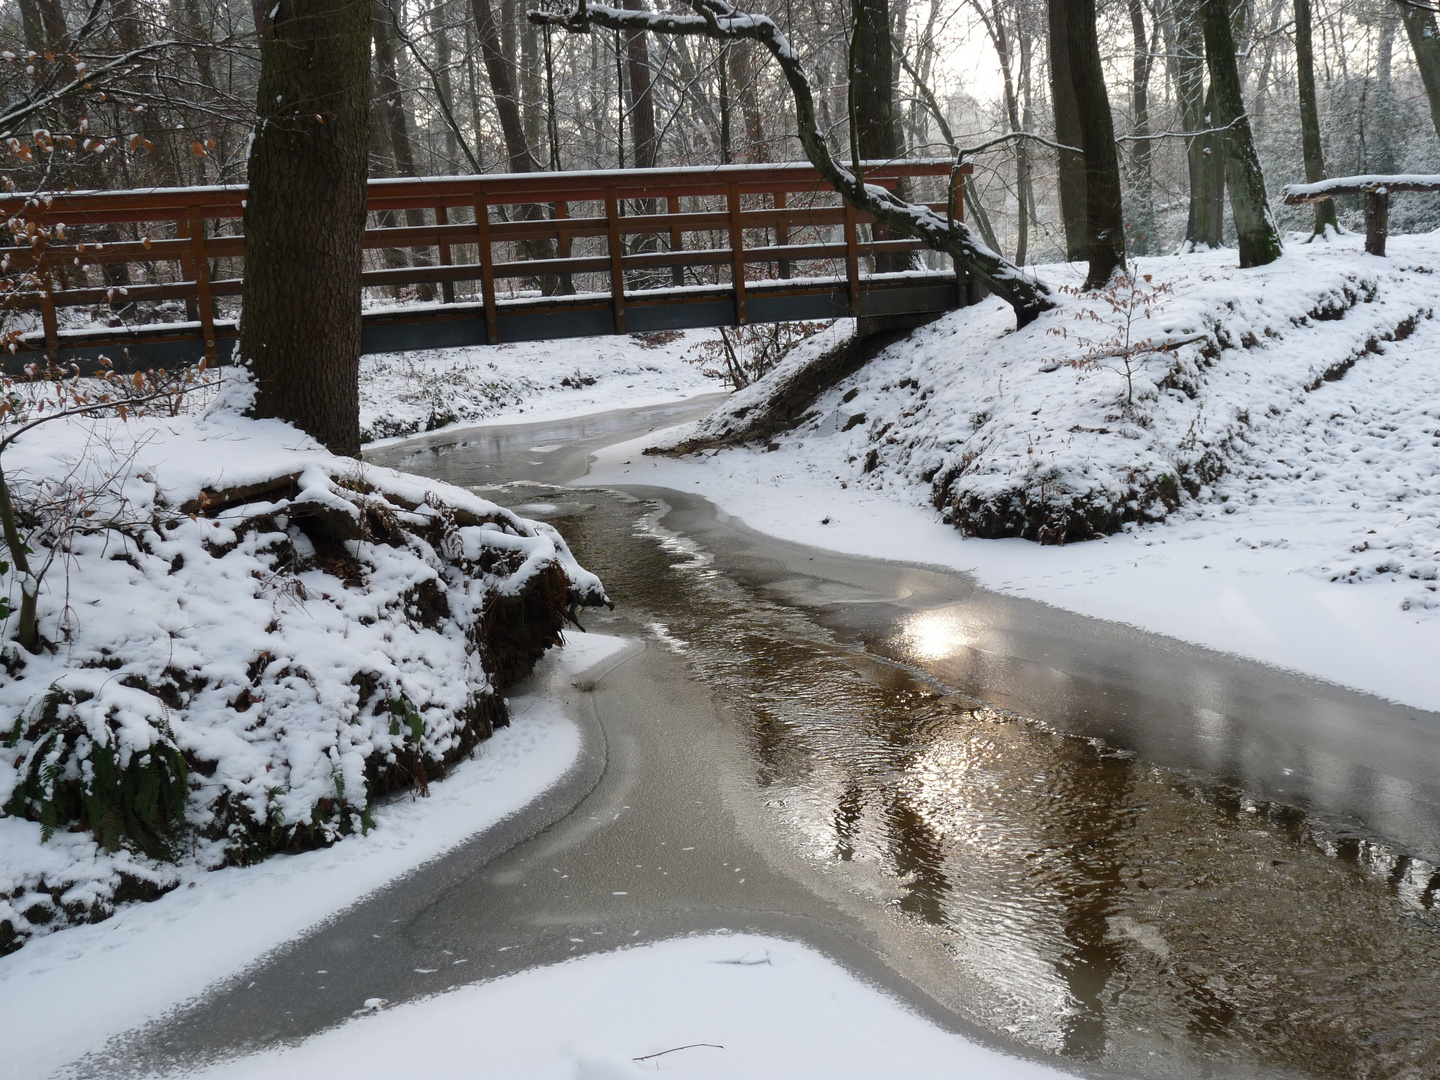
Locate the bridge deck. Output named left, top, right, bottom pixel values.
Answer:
left=0, top=161, right=974, bottom=371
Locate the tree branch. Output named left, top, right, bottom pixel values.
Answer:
left=529, top=0, right=1054, bottom=327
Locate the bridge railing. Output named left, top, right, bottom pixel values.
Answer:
left=0, top=160, right=970, bottom=368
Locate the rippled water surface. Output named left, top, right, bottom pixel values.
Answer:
left=419, top=459, right=1439, bottom=1080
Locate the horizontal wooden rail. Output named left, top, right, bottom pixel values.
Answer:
left=1281, top=174, right=1440, bottom=257
left=0, top=160, right=974, bottom=367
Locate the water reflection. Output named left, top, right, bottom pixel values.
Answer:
left=539, top=488, right=1440, bottom=1078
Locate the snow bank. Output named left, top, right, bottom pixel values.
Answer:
left=602, top=234, right=1440, bottom=709
left=0, top=387, right=606, bottom=954
left=0, top=634, right=626, bottom=1080
left=180, top=933, right=1069, bottom=1080
left=665, top=239, right=1438, bottom=549
left=359, top=328, right=723, bottom=443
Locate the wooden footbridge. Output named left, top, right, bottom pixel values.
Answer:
left=0, top=161, right=975, bottom=371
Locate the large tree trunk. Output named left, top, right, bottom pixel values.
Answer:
left=1393, top=0, right=1440, bottom=144
left=622, top=0, right=658, bottom=168
left=1066, top=0, right=1127, bottom=288
left=1294, top=0, right=1337, bottom=236
left=1201, top=0, right=1281, bottom=266
left=1047, top=0, right=1087, bottom=261
left=240, top=0, right=372, bottom=456
left=1170, top=0, right=1224, bottom=248
left=852, top=0, right=910, bottom=271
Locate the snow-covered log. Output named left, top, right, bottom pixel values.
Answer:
left=529, top=0, right=1054, bottom=329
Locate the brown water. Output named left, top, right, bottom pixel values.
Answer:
left=524, top=483, right=1440, bottom=1080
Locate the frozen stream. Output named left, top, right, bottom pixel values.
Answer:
left=86, top=399, right=1440, bottom=1080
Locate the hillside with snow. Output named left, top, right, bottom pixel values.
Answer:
left=0, top=386, right=605, bottom=955
left=619, top=233, right=1440, bottom=708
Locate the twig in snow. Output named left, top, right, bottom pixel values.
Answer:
left=633, top=1042, right=725, bottom=1061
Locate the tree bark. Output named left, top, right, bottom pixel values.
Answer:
left=1201, top=0, right=1280, bottom=266
left=622, top=0, right=659, bottom=168
left=852, top=0, right=911, bottom=270
left=240, top=0, right=372, bottom=456
left=1048, top=0, right=1086, bottom=262
left=1293, top=0, right=1337, bottom=236
left=1170, top=0, right=1224, bottom=248
left=1066, top=0, right=1126, bottom=288
left=1393, top=0, right=1440, bottom=145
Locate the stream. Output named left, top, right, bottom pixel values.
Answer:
left=85, top=399, right=1440, bottom=1080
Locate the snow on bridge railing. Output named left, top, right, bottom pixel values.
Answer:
left=0, top=161, right=970, bottom=369
left=1282, top=174, right=1440, bottom=257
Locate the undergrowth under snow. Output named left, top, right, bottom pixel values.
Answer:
left=665, top=234, right=1440, bottom=612
left=0, top=387, right=604, bottom=954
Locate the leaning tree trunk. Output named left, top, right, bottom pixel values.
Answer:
left=1066, top=0, right=1126, bottom=288
left=1202, top=0, right=1281, bottom=266
left=1048, top=0, right=1088, bottom=262
left=471, top=0, right=538, bottom=171
left=1394, top=0, right=1440, bottom=144
left=241, top=0, right=372, bottom=456
left=1294, top=0, right=1337, bottom=236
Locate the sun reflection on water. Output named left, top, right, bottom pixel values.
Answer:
left=899, top=609, right=973, bottom=661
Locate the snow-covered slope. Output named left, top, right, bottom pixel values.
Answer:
left=605, top=233, right=1440, bottom=709
left=0, top=389, right=604, bottom=954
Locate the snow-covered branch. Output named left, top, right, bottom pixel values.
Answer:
left=529, top=0, right=1054, bottom=328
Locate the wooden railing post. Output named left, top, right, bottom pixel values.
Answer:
left=435, top=205, right=455, bottom=303
left=555, top=200, right=574, bottom=295
left=187, top=207, right=218, bottom=364
left=667, top=194, right=684, bottom=288
left=843, top=199, right=861, bottom=316
left=774, top=190, right=791, bottom=280
left=604, top=187, right=627, bottom=333
left=727, top=182, right=747, bottom=325
left=1365, top=190, right=1389, bottom=257
left=474, top=192, right=499, bottom=344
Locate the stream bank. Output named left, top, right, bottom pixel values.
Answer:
left=68, top=398, right=1440, bottom=1080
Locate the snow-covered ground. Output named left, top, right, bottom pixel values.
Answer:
left=0, top=633, right=619, bottom=1080
left=180, top=934, right=1067, bottom=1080
left=594, top=233, right=1440, bottom=712
left=358, top=328, right=723, bottom=443
left=7, top=231, right=1439, bottom=1079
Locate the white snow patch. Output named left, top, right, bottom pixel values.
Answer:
left=0, top=633, right=625, bottom=1080
left=179, top=933, right=1070, bottom=1080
